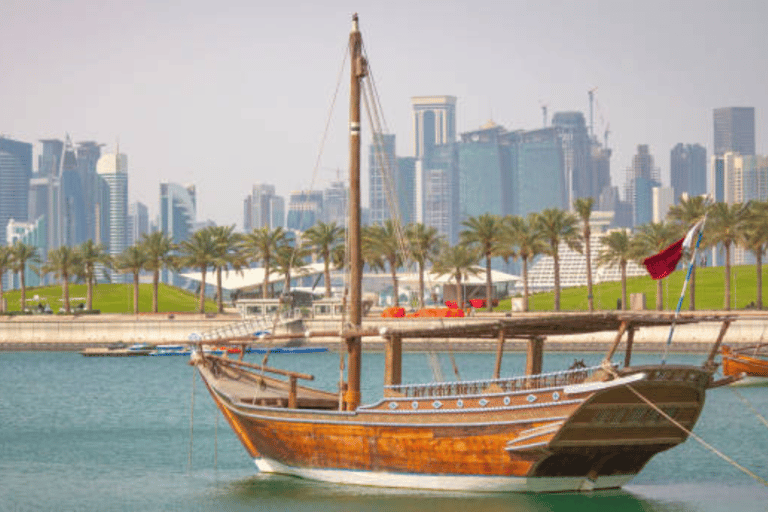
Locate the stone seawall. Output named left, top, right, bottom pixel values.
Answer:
left=1, top=311, right=766, bottom=353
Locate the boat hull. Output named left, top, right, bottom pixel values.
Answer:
left=198, top=362, right=709, bottom=492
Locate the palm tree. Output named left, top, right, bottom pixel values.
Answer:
left=241, top=226, right=287, bottom=299
left=78, top=240, right=111, bottom=311
left=209, top=225, right=246, bottom=313
left=632, top=222, right=680, bottom=311
left=363, top=220, right=405, bottom=306
left=574, top=197, right=595, bottom=312
left=534, top=208, right=581, bottom=311
left=303, top=221, right=344, bottom=298
left=667, top=195, right=710, bottom=310
left=738, top=200, right=768, bottom=310
left=10, top=241, right=41, bottom=312
left=139, top=232, right=176, bottom=313
left=407, top=223, right=443, bottom=308
left=707, top=202, right=747, bottom=311
left=274, top=239, right=311, bottom=297
left=179, top=228, right=218, bottom=313
left=42, top=246, right=80, bottom=314
left=0, top=246, right=12, bottom=313
left=114, top=245, right=147, bottom=314
left=460, top=213, right=507, bottom=312
left=506, top=214, right=545, bottom=312
left=431, top=244, right=481, bottom=308
left=597, top=230, right=633, bottom=310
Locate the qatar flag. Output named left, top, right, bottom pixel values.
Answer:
left=642, top=220, right=705, bottom=280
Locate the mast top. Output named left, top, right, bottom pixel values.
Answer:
left=352, top=13, right=359, bottom=32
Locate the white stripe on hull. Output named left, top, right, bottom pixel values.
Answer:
left=254, top=457, right=635, bottom=493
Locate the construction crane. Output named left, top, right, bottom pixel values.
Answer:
left=588, top=87, right=598, bottom=138
left=539, top=100, right=549, bottom=128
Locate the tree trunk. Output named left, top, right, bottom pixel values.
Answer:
left=324, top=258, right=331, bottom=298
left=87, top=265, right=94, bottom=311
left=522, top=256, right=530, bottom=312
left=199, top=269, right=207, bottom=314
left=390, top=261, right=399, bottom=307
left=585, top=226, right=593, bottom=312
left=284, top=271, right=291, bottom=294
left=455, top=274, right=462, bottom=309
left=485, top=251, right=493, bottom=312
left=63, top=274, right=71, bottom=314
left=0, top=280, right=5, bottom=313
left=553, top=251, right=561, bottom=312
left=20, top=265, right=26, bottom=312
left=262, top=257, right=270, bottom=299
left=418, top=262, right=425, bottom=309
left=724, top=242, right=731, bottom=311
left=621, top=260, right=627, bottom=310
left=656, top=279, right=663, bottom=311
left=757, top=251, right=763, bottom=310
left=217, top=267, right=223, bottom=313
left=133, top=272, right=140, bottom=314
left=152, top=270, right=159, bottom=313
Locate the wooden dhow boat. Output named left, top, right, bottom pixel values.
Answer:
left=190, top=15, right=736, bottom=492
left=721, top=343, right=768, bottom=386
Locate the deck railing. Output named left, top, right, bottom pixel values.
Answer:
left=197, top=316, right=273, bottom=342
left=384, top=364, right=615, bottom=398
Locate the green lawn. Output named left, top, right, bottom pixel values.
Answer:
left=497, top=264, right=767, bottom=312
left=1, top=283, right=217, bottom=314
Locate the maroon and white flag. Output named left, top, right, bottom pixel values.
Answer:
left=642, top=219, right=705, bottom=280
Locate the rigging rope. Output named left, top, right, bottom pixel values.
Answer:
left=729, top=386, right=768, bottom=430
left=602, top=365, right=768, bottom=488
left=188, top=366, right=196, bottom=472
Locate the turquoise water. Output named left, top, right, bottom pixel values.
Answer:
left=1, top=350, right=767, bottom=511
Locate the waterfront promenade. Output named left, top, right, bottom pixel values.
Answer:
left=1, top=310, right=767, bottom=353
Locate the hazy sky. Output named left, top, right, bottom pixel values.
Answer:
left=2, top=0, right=767, bottom=228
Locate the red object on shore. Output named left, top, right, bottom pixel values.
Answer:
left=445, top=301, right=459, bottom=309
left=381, top=307, right=406, bottom=318
left=643, top=238, right=684, bottom=280
left=469, top=299, right=485, bottom=308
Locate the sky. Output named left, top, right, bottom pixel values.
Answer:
left=2, top=0, right=767, bottom=229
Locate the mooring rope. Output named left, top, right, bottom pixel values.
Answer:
left=729, top=386, right=768, bottom=430
left=188, top=367, right=196, bottom=471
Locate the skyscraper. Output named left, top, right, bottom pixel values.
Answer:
left=0, top=136, right=33, bottom=245
left=368, top=133, right=397, bottom=224
left=670, top=143, right=707, bottom=202
left=458, top=122, right=506, bottom=221
left=714, top=107, right=755, bottom=156
left=552, top=111, right=591, bottom=206
left=128, top=201, right=149, bottom=246
left=243, top=184, right=284, bottom=232
left=286, top=191, right=323, bottom=232
left=160, top=182, right=196, bottom=286
left=323, top=181, right=348, bottom=226
left=96, top=151, right=129, bottom=260
left=624, top=145, right=660, bottom=226
left=76, top=141, right=104, bottom=242
left=411, top=96, right=456, bottom=158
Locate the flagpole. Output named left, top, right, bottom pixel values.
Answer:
left=661, top=216, right=707, bottom=365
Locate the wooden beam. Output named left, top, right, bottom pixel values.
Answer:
left=704, top=320, right=732, bottom=368
left=205, top=354, right=314, bottom=381
left=525, top=336, right=544, bottom=376
left=384, top=335, right=402, bottom=387
left=624, top=326, right=635, bottom=367
left=288, top=376, right=298, bottom=409
left=493, top=328, right=505, bottom=379
left=603, top=320, right=629, bottom=364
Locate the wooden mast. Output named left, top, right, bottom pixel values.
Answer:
left=345, top=13, right=367, bottom=411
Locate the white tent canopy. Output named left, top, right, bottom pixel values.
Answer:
left=181, top=262, right=326, bottom=291
left=398, top=268, right=521, bottom=286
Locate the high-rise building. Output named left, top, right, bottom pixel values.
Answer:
left=323, top=181, right=347, bottom=226
left=76, top=141, right=105, bottom=242
left=243, top=184, right=284, bottom=232
left=0, top=136, right=33, bottom=245
left=458, top=122, right=506, bottom=221
left=5, top=217, right=46, bottom=288
left=160, top=182, right=196, bottom=285
left=411, top=96, right=456, bottom=158
left=96, top=152, right=129, bottom=260
left=552, top=111, right=591, bottom=206
left=713, top=152, right=768, bottom=205
left=396, top=157, right=416, bottom=226
left=714, top=107, right=755, bottom=156
left=368, top=133, right=397, bottom=224
left=624, top=145, right=660, bottom=226
left=670, top=143, right=707, bottom=202
left=286, top=190, right=323, bottom=232
left=128, top=201, right=149, bottom=246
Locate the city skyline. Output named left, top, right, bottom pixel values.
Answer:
left=2, top=1, right=767, bottom=228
